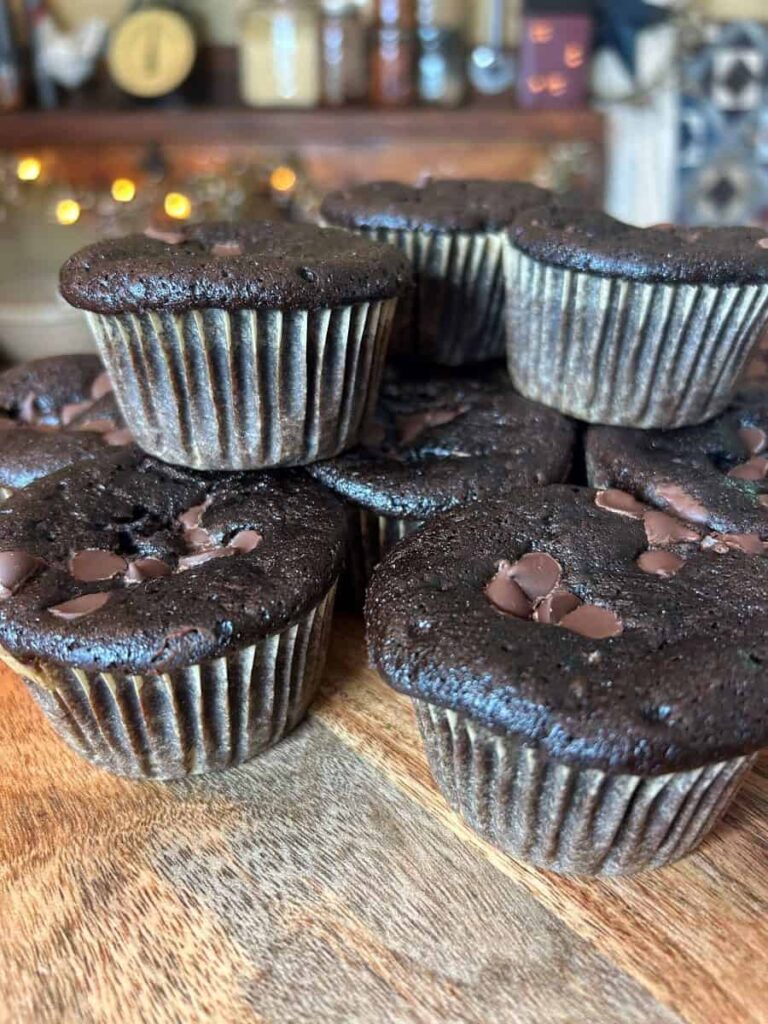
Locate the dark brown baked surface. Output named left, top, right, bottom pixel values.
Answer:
left=321, top=180, right=552, bottom=233
left=60, top=221, right=411, bottom=314
left=0, top=447, right=346, bottom=673
left=586, top=385, right=768, bottom=537
left=366, top=485, right=768, bottom=775
left=510, top=206, right=768, bottom=285
left=310, top=365, right=575, bottom=518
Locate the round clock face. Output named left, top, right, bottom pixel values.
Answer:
left=107, top=8, right=197, bottom=98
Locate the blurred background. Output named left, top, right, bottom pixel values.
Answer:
left=0, top=0, right=765, bottom=367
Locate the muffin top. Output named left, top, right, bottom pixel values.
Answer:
left=586, top=385, right=768, bottom=538
left=0, top=447, right=345, bottom=673
left=366, top=485, right=768, bottom=775
left=321, top=179, right=552, bottom=233
left=0, top=354, right=114, bottom=426
left=0, top=355, right=126, bottom=491
left=309, top=366, right=575, bottom=518
left=510, top=206, right=768, bottom=285
left=60, top=221, right=412, bottom=314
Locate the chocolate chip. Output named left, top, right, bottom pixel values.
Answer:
left=701, top=534, right=730, bottom=554
left=211, top=241, right=243, bottom=257
left=75, top=419, right=115, bottom=435
left=397, top=406, right=468, bottom=446
left=144, top=226, right=184, bottom=244
left=727, top=457, right=768, bottom=481
left=722, top=533, right=765, bottom=555
left=177, top=499, right=211, bottom=531
left=484, top=561, right=533, bottom=619
left=103, top=428, right=133, bottom=447
left=69, top=550, right=127, bottom=582
left=534, top=589, right=581, bottom=624
left=48, top=592, right=111, bottom=619
left=559, top=605, right=623, bottom=639
left=644, top=510, right=700, bottom=546
left=60, top=400, right=94, bottom=426
left=177, top=547, right=237, bottom=572
left=637, top=550, right=685, bottom=577
left=19, top=392, right=38, bottom=425
left=594, top=489, right=646, bottom=519
left=229, top=529, right=262, bottom=554
left=509, top=552, right=561, bottom=602
left=739, top=426, right=767, bottom=455
left=184, top=527, right=213, bottom=551
left=125, top=557, right=172, bottom=583
left=0, top=550, right=45, bottom=598
left=654, top=482, right=709, bottom=524
left=90, top=371, right=113, bottom=401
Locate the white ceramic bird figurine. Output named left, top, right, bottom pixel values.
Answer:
left=37, top=14, right=107, bottom=90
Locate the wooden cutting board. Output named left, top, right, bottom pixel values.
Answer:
left=0, top=615, right=765, bottom=1024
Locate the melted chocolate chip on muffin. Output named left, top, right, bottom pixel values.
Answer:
left=60, top=220, right=411, bottom=314
left=0, top=447, right=345, bottom=673
left=586, top=385, right=768, bottom=538
left=0, top=356, right=125, bottom=496
left=366, top=485, right=768, bottom=775
left=0, top=355, right=115, bottom=427
left=310, top=366, right=575, bottom=519
left=321, top=179, right=552, bottom=234
left=510, top=206, right=768, bottom=285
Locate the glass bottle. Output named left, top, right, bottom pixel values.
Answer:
left=240, top=0, right=321, bottom=108
left=417, top=0, right=466, bottom=107
left=369, top=0, right=416, bottom=107
left=321, top=0, right=368, bottom=106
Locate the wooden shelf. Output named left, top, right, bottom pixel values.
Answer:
left=0, top=105, right=603, bottom=149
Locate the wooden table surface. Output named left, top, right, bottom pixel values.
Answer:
left=1, top=616, right=766, bottom=1024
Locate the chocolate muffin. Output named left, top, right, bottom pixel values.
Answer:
left=366, top=485, right=768, bottom=875
left=321, top=180, right=551, bottom=365
left=505, top=206, right=768, bottom=428
left=587, top=384, right=768, bottom=541
left=0, top=355, right=125, bottom=501
left=310, top=364, right=575, bottom=602
left=60, top=221, right=411, bottom=470
left=0, top=446, right=346, bottom=779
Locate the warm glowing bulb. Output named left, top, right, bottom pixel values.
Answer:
left=164, top=192, right=192, bottom=220
left=17, top=156, right=42, bottom=182
left=55, top=199, right=81, bottom=225
left=111, top=177, right=136, bottom=202
left=270, top=166, right=297, bottom=193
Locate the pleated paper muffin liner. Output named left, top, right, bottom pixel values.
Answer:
left=6, top=586, right=336, bottom=780
left=503, top=243, right=768, bottom=429
left=414, top=700, right=756, bottom=876
left=342, top=506, right=421, bottom=607
left=85, top=300, right=396, bottom=470
left=357, top=227, right=505, bottom=366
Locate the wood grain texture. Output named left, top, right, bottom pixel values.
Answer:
left=0, top=107, right=604, bottom=149
left=0, top=616, right=762, bottom=1024
left=317, top=618, right=768, bottom=1024
left=0, top=652, right=671, bottom=1024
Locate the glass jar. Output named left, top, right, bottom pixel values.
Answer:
left=417, top=0, right=466, bottom=106
left=240, top=0, right=321, bottom=108
left=369, top=0, right=416, bottom=107
left=321, top=0, right=368, bottom=106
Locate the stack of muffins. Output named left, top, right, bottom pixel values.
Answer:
left=0, top=180, right=765, bottom=879
left=323, top=181, right=768, bottom=876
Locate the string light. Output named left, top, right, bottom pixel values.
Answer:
left=270, top=166, right=297, bottom=193
left=164, top=191, right=192, bottom=219
left=55, top=199, right=81, bottom=225
left=17, top=156, right=42, bottom=182
left=111, top=177, right=136, bottom=202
